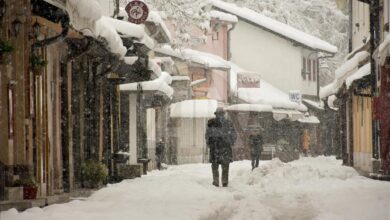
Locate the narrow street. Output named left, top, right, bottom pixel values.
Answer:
left=2, top=157, right=390, bottom=220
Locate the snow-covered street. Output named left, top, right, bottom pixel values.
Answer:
left=2, top=157, right=390, bottom=220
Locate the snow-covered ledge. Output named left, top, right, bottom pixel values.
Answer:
left=67, top=0, right=127, bottom=58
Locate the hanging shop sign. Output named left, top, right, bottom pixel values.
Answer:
left=289, top=90, right=302, bottom=104
left=125, top=0, right=149, bottom=24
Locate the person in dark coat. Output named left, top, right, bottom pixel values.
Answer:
left=249, top=134, right=263, bottom=170
left=156, top=138, right=165, bottom=170
left=206, top=109, right=237, bottom=187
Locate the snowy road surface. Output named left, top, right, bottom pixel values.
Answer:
left=2, top=157, right=390, bottom=220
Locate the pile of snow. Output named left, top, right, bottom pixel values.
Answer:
left=237, top=85, right=307, bottom=112
left=346, top=63, right=371, bottom=89
left=226, top=103, right=273, bottom=113
left=170, top=99, right=218, bottom=118
left=66, top=0, right=127, bottom=57
left=210, top=0, right=337, bottom=54
left=119, top=71, right=173, bottom=97
left=154, top=45, right=185, bottom=60
left=101, top=16, right=144, bottom=39
left=298, top=115, right=320, bottom=124
left=147, top=11, right=173, bottom=43
left=3, top=157, right=390, bottom=220
left=154, top=46, right=231, bottom=70
left=181, top=48, right=231, bottom=69
left=320, top=51, right=370, bottom=99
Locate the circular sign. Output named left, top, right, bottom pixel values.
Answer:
left=125, top=0, right=149, bottom=24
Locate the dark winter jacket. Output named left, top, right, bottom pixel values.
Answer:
left=249, top=134, right=263, bottom=157
left=206, top=116, right=237, bottom=163
left=156, top=141, right=165, bottom=157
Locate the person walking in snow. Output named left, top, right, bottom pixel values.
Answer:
left=302, top=129, right=310, bottom=157
left=249, top=133, right=263, bottom=170
left=156, top=138, right=165, bottom=170
left=206, top=108, right=237, bottom=187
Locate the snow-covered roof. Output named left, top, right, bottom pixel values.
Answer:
left=209, top=0, right=337, bottom=54
left=191, top=78, right=207, bottom=87
left=225, top=104, right=273, bottom=113
left=170, top=99, right=218, bottom=118
left=146, top=11, right=172, bottom=43
left=226, top=104, right=304, bottom=121
left=154, top=45, right=185, bottom=60
left=172, top=76, right=191, bottom=81
left=181, top=49, right=231, bottom=70
left=320, top=51, right=370, bottom=99
left=67, top=0, right=128, bottom=58
left=209, top=10, right=238, bottom=23
left=346, top=63, right=370, bottom=89
left=101, top=16, right=144, bottom=39
left=119, top=71, right=173, bottom=97
left=154, top=46, right=231, bottom=70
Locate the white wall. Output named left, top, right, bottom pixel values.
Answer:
left=230, top=20, right=317, bottom=97
left=176, top=118, right=208, bottom=164
left=351, top=0, right=370, bottom=50
left=95, top=0, right=116, bottom=17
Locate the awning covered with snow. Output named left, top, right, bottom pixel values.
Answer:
left=154, top=46, right=231, bottom=70
left=226, top=104, right=304, bottom=122
left=298, top=115, right=320, bottom=124
left=67, top=0, right=127, bottom=58
left=119, top=71, right=173, bottom=97
left=170, top=99, right=218, bottom=118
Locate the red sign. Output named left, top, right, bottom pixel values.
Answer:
left=125, top=0, right=149, bottom=24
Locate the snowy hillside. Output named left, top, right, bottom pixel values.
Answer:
left=226, top=0, right=349, bottom=86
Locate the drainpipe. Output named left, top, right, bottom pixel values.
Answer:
left=227, top=22, right=236, bottom=104
left=32, top=15, right=69, bottom=49
left=227, top=22, right=236, bottom=61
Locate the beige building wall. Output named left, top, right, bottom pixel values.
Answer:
left=352, top=95, right=373, bottom=173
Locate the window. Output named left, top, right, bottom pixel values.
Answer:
left=302, top=57, right=306, bottom=80
left=308, top=59, right=312, bottom=81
